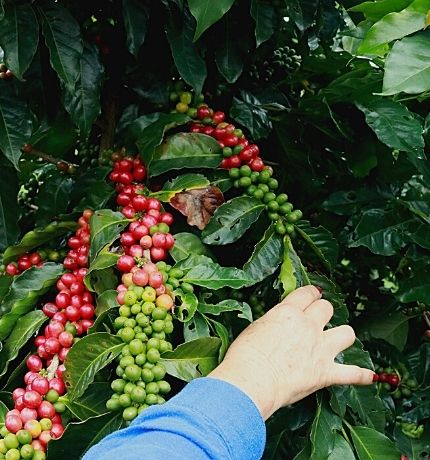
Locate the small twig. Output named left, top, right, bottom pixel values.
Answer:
left=23, top=147, right=78, bottom=168
left=423, top=311, right=430, bottom=329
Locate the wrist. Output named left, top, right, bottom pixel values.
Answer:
left=209, top=360, right=276, bottom=421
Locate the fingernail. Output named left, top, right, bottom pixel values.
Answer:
left=315, top=286, right=323, bottom=294
left=372, top=373, right=379, bottom=382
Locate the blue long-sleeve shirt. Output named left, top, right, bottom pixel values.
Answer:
left=83, top=377, right=266, bottom=459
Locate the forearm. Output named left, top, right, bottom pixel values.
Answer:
left=83, top=377, right=266, bottom=460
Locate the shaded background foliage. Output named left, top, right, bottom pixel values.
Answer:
left=1, top=0, right=430, bottom=458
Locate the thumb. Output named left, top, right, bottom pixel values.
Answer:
left=329, top=364, right=375, bottom=386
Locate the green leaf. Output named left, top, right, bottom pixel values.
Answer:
left=295, top=221, right=339, bottom=271
left=0, top=167, right=20, bottom=250
left=90, top=290, right=118, bottom=333
left=0, top=401, right=8, bottom=428
left=47, top=412, right=123, bottom=459
left=322, top=188, right=384, bottom=216
left=350, top=426, right=401, bottom=459
left=3, top=221, right=76, bottom=264
left=0, top=3, right=39, bottom=80
left=243, top=224, right=283, bottom=285
left=183, top=312, right=210, bottom=342
left=65, top=382, right=111, bottom=421
left=136, top=113, right=190, bottom=168
left=160, top=336, right=221, bottom=381
left=357, top=99, right=424, bottom=154
left=169, top=232, right=214, bottom=263
left=357, top=0, right=430, bottom=56
left=166, top=12, right=207, bottom=94
left=310, top=395, right=342, bottom=460
left=89, top=210, right=129, bottom=263
left=181, top=255, right=252, bottom=289
left=35, top=171, right=74, bottom=226
left=0, top=277, right=12, bottom=304
left=188, top=0, right=235, bottom=41
left=202, top=196, right=265, bottom=245
left=210, top=318, right=230, bottom=362
left=214, top=15, right=249, bottom=84
left=72, top=168, right=114, bottom=212
left=150, top=173, right=210, bottom=202
left=37, top=1, right=83, bottom=88
left=172, top=290, right=198, bottom=322
left=64, top=332, right=123, bottom=401
left=0, top=84, right=33, bottom=168
left=361, top=312, right=410, bottom=350
left=328, top=434, right=356, bottom=460
left=198, top=299, right=253, bottom=322
left=397, top=266, right=430, bottom=303
left=382, top=33, right=430, bottom=95
left=122, top=0, right=150, bottom=57
left=308, top=273, right=349, bottom=326
left=279, top=235, right=298, bottom=297
left=349, top=0, right=414, bottom=21
left=250, top=0, right=275, bottom=47
left=349, top=208, right=416, bottom=256
left=230, top=96, right=272, bottom=140
left=0, top=310, right=47, bottom=379
left=150, top=133, right=222, bottom=177
left=63, top=43, right=104, bottom=137
left=85, top=249, right=119, bottom=292
left=0, top=263, right=64, bottom=341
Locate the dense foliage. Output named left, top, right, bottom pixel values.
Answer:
left=1, top=0, right=430, bottom=458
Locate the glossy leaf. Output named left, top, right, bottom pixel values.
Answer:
left=350, top=426, right=401, bottom=459
left=188, top=0, right=235, bottom=41
left=328, top=434, right=356, bottom=460
left=357, top=99, right=424, bottom=154
left=310, top=395, right=342, bottom=460
left=150, top=133, right=222, bottom=177
left=295, top=220, right=339, bottom=271
left=89, top=210, right=129, bottom=263
left=64, top=332, right=123, bottom=401
left=322, top=188, right=384, bottom=216
left=198, top=299, right=253, bottom=322
left=0, top=167, right=20, bottom=249
left=0, top=310, right=47, bottom=378
left=181, top=255, right=252, bottom=289
left=0, top=3, right=39, bottom=80
left=47, top=412, right=123, bottom=459
left=35, top=171, right=74, bottom=226
left=243, top=224, right=283, bottom=285
left=230, top=96, right=272, bottom=140
left=90, top=290, right=118, bottom=333
left=349, top=208, right=415, bottom=256
left=250, top=0, right=275, bottom=47
left=150, top=173, right=210, bottom=202
left=3, top=221, right=76, bottom=264
left=361, top=312, right=409, bottom=350
left=349, top=0, right=413, bottom=21
left=136, top=113, right=190, bottom=168
left=160, top=336, right=221, bottom=381
left=170, top=232, right=214, bottom=263
left=0, top=263, right=64, bottom=341
left=0, top=277, right=12, bottom=304
left=38, top=1, right=83, bottom=88
left=397, top=267, right=430, bottom=303
left=65, top=382, right=111, bottom=421
left=183, top=312, right=210, bottom=343
left=166, top=11, right=207, bottom=94
left=122, top=0, right=150, bottom=57
left=63, top=43, right=104, bottom=137
left=0, top=84, right=33, bottom=168
left=85, top=249, right=119, bottom=292
left=202, top=196, right=265, bottom=245
left=279, top=236, right=297, bottom=297
left=172, top=290, right=198, bottom=322
left=358, top=0, right=430, bottom=56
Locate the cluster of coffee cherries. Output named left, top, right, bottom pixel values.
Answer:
left=398, top=421, right=424, bottom=439
left=374, top=364, right=418, bottom=399
left=1, top=210, right=95, bottom=458
left=109, top=155, right=147, bottom=189
left=171, top=87, right=266, bottom=171
left=4, top=253, right=43, bottom=277
left=229, top=165, right=302, bottom=235
left=107, top=261, right=175, bottom=422
left=0, top=63, right=13, bottom=80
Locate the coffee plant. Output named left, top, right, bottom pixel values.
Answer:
left=0, top=0, right=430, bottom=458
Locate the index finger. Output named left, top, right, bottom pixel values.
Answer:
left=276, top=285, right=322, bottom=312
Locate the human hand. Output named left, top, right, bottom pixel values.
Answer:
left=209, top=285, right=374, bottom=420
